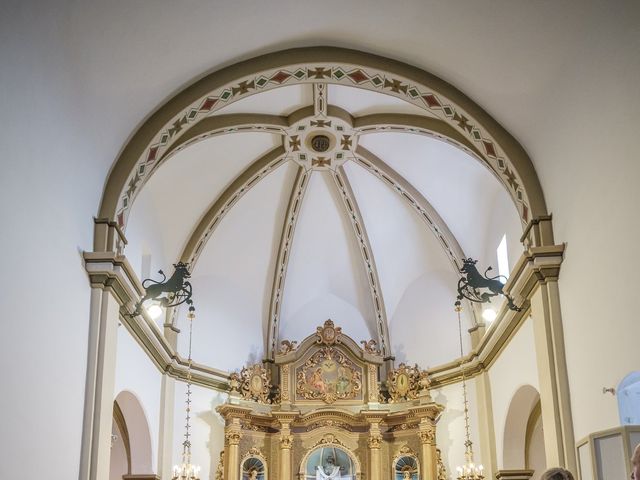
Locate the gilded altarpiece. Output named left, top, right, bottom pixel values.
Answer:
left=217, top=320, right=446, bottom=480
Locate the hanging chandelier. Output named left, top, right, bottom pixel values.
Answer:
left=172, top=305, right=201, bottom=480
left=455, top=301, right=484, bottom=480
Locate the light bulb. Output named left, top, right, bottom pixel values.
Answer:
left=146, top=304, right=163, bottom=320
left=482, top=308, right=497, bottom=322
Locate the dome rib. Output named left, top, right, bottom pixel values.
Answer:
left=354, top=145, right=480, bottom=324
left=330, top=166, right=391, bottom=358
left=180, top=145, right=286, bottom=267
left=265, top=166, right=311, bottom=358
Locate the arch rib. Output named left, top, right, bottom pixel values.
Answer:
left=266, top=167, right=311, bottom=358
left=99, top=48, right=548, bottom=240
left=329, top=167, right=391, bottom=358
left=179, top=146, right=287, bottom=267
left=354, top=146, right=466, bottom=270
left=354, top=146, right=481, bottom=324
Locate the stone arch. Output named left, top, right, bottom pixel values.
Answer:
left=96, top=46, right=548, bottom=249
left=299, top=434, right=362, bottom=479
left=503, top=384, right=542, bottom=469
left=392, top=444, right=420, bottom=479
left=240, top=447, right=268, bottom=480
left=617, top=371, right=640, bottom=425
left=114, top=390, right=154, bottom=475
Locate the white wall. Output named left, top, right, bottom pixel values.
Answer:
left=114, top=325, right=163, bottom=472
left=0, top=3, right=115, bottom=478
left=173, top=384, right=228, bottom=480
left=502, top=4, right=640, bottom=442
left=433, top=381, right=482, bottom=477
left=487, top=317, right=539, bottom=470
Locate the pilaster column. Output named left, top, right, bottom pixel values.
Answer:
left=79, top=287, right=120, bottom=480
left=362, top=411, right=387, bottom=480
left=279, top=424, right=293, bottom=480
left=419, top=419, right=437, bottom=480
left=224, top=420, right=242, bottom=480
left=367, top=422, right=383, bottom=480
left=273, top=411, right=298, bottom=480
left=531, top=279, right=577, bottom=474
left=408, top=403, right=442, bottom=480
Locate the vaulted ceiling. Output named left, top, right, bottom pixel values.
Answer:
left=125, top=80, right=522, bottom=373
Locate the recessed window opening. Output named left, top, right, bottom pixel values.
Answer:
left=497, top=234, right=509, bottom=282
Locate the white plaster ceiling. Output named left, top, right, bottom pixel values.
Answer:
left=126, top=78, right=520, bottom=372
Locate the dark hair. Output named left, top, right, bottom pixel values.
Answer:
left=540, top=468, right=574, bottom=480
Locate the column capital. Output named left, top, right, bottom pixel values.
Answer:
left=224, top=430, right=242, bottom=446
left=418, top=429, right=436, bottom=445
left=280, top=434, right=294, bottom=449
left=367, top=434, right=383, bottom=449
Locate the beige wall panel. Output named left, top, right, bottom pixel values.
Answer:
left=488, top=317, right=539, bottom=470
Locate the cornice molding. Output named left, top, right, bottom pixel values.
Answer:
left=84, top=252, right=229, bottom=390
left=84, top=244, right=563, bottom=391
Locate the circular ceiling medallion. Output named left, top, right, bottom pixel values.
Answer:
left=284, top=111, right=357, bottom=171
left=311, top=135, right=330, bottom=152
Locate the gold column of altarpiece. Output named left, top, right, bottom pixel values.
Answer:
left=216, top=320, right=446, bottom=480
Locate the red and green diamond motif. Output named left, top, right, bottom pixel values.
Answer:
left=348, top=69, right=369, bottom=83
left=271, top=71, right=291, bottom=84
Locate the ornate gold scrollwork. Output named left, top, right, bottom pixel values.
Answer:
left=279, top=340, right=298, bottom=354
left=315, top=319, right=342, bottom=345
left=306, top=420, right=352, bottom=432
left=436, top=448, right=448, bottom=480
left=295, top=346, right=362, bottom=404
left=396, top=444, right=417, bottom=457
left=280, top=364, right=290, bottom=402
left=360, top=339, right=381, bottom=355
left=215, top=451, right=224, bottom=480
left=367, top=434, right=383, bottom=449
left=388, top=423, right=419, bottom=432
left=280, top=434, right=294, bottom=449
left=238, top=364, right=273, bottom=404
left=311, top=433, right=348, bottom=449
left=225, top=431, right=242, bottom=446
left=385, top=363, right=431, bottom=403
left=418, top=429, right=435, bottom=445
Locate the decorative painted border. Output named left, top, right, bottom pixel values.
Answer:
left=266, top=167, right=310, bottom=358
left=105, top=53, right=535, bottom=229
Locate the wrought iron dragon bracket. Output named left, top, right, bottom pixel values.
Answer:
left=133, top=261, right=193, bottom=315
left=456, top=257, right=521, bottom=312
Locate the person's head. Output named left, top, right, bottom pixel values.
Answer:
left=540, top=467, right=574, bottom=480
left=631, top=443, right=640, bottom=480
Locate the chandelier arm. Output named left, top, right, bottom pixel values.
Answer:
left=455, top=303, right=484, bottom=480
left=173, top=305, right=200, bottom=480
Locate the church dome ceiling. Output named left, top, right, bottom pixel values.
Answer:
left=124, top=59, right=523, bottom=374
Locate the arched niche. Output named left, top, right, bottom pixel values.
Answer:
left=503, top=385, right=543, bottom=470
left=96, top=47, right=550, bottom=252
left=617, top=371, right=640, bottom=425
left=240, top=448, right=268, bottom=480
left=300, top=442, right=360, bottom=480
left=393, top=445, right=420, bottom=480
left=113, top=390, right=154, bottom=475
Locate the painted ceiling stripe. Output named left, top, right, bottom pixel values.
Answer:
left=179, top=146, right=287, bottom=268
left=354, top=146, right=481, bottom=324
left=330, top=166, right=391, bottom=358
left=266, top=167, right=311, bottom=358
